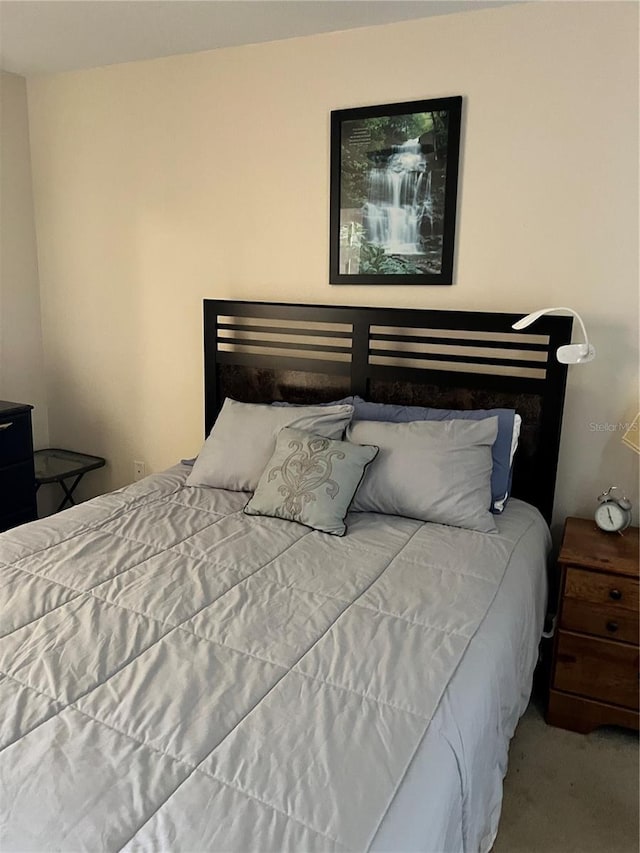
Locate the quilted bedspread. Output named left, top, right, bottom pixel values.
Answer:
left=0, top=465, right=541, bottom=852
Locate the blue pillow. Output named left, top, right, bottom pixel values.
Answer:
left=351, top=397, right=518, bottom=513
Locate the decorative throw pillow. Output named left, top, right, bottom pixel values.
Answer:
left=347, top=418, right=498, bottom=533
left=186, top=398, right=354, bottom=492
left=351, top=396, right=520, bottom=513
left=244, top=427, right=378, bottom=536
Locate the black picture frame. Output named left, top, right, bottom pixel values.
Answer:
left=330, top=96, right=462, bottom=285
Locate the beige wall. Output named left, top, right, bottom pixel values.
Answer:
left=26, top=2, right=639, bottom=528
left=0, top=71, right=49, bottom=449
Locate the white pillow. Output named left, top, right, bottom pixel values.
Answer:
left=347, top=418, right=498, bottom=533
left=186, top=398, right=354, bottom=492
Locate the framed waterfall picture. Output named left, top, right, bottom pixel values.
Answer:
left=330, top=96, right=462, bottom=285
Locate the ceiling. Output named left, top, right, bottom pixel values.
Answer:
left=0, top=0, right=511, bottom=76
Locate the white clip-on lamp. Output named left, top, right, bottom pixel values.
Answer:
left=511, top=306, right=596, bottom=364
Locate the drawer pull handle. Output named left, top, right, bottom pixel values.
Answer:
left=606, top=620, right=619, bottom=633
left=609, top=588, right=622, bottom=601
left=0, top=422, right=13, bottom=431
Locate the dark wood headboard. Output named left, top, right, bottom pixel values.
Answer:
left=203, top=300, right=572, bottom=522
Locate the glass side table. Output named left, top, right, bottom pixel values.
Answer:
left=34, top=448, right=106, bottom=512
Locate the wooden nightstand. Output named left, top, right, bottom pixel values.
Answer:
left=547, top=517, right=639, bottom=733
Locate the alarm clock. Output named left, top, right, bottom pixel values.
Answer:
left=595, top=486, right=633, bottom=533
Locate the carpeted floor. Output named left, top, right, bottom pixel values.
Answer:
left=492, top=697, right=639, bottom=852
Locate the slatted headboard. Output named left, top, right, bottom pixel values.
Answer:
left=203, top=300, right=572, bottom=522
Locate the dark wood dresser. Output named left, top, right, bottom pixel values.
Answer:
left=547, top=516, right=639, bottom=733
left=0, top=400, right=38, bottom=532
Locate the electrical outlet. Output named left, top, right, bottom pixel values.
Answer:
left=133, top=460, right=146, bottom=481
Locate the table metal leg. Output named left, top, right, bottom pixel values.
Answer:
left=56, top=474, right=85, bottom=512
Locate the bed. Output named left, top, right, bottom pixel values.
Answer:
left=0, top=301, right=572, bottom=853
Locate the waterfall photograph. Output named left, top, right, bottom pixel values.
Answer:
left=330, top=97, right=462, bottom=285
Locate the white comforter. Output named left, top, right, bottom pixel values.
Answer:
left=0, top=465, right=549, bottom=852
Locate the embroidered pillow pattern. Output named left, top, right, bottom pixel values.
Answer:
left=268, top=434, right=345, bottom=521
left=244, top=427, right=379, bottom=536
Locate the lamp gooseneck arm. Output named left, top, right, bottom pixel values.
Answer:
left=513, top=306, right=587, bottom=341
left=511, top=306, right=595, bottom=364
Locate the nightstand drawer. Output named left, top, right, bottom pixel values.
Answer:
left=0, top=506, right=37, bottom=533
left=0, top=460, right=36, bottom=515
left=0, top=412, right=33, bottom=465
left=554, top=631, right=639, bottom=710
left=561, top=597, right=639, bottom=644
left=562, top=566, right=638, bottom=644
left=565, top=566, right=639, bottom=612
